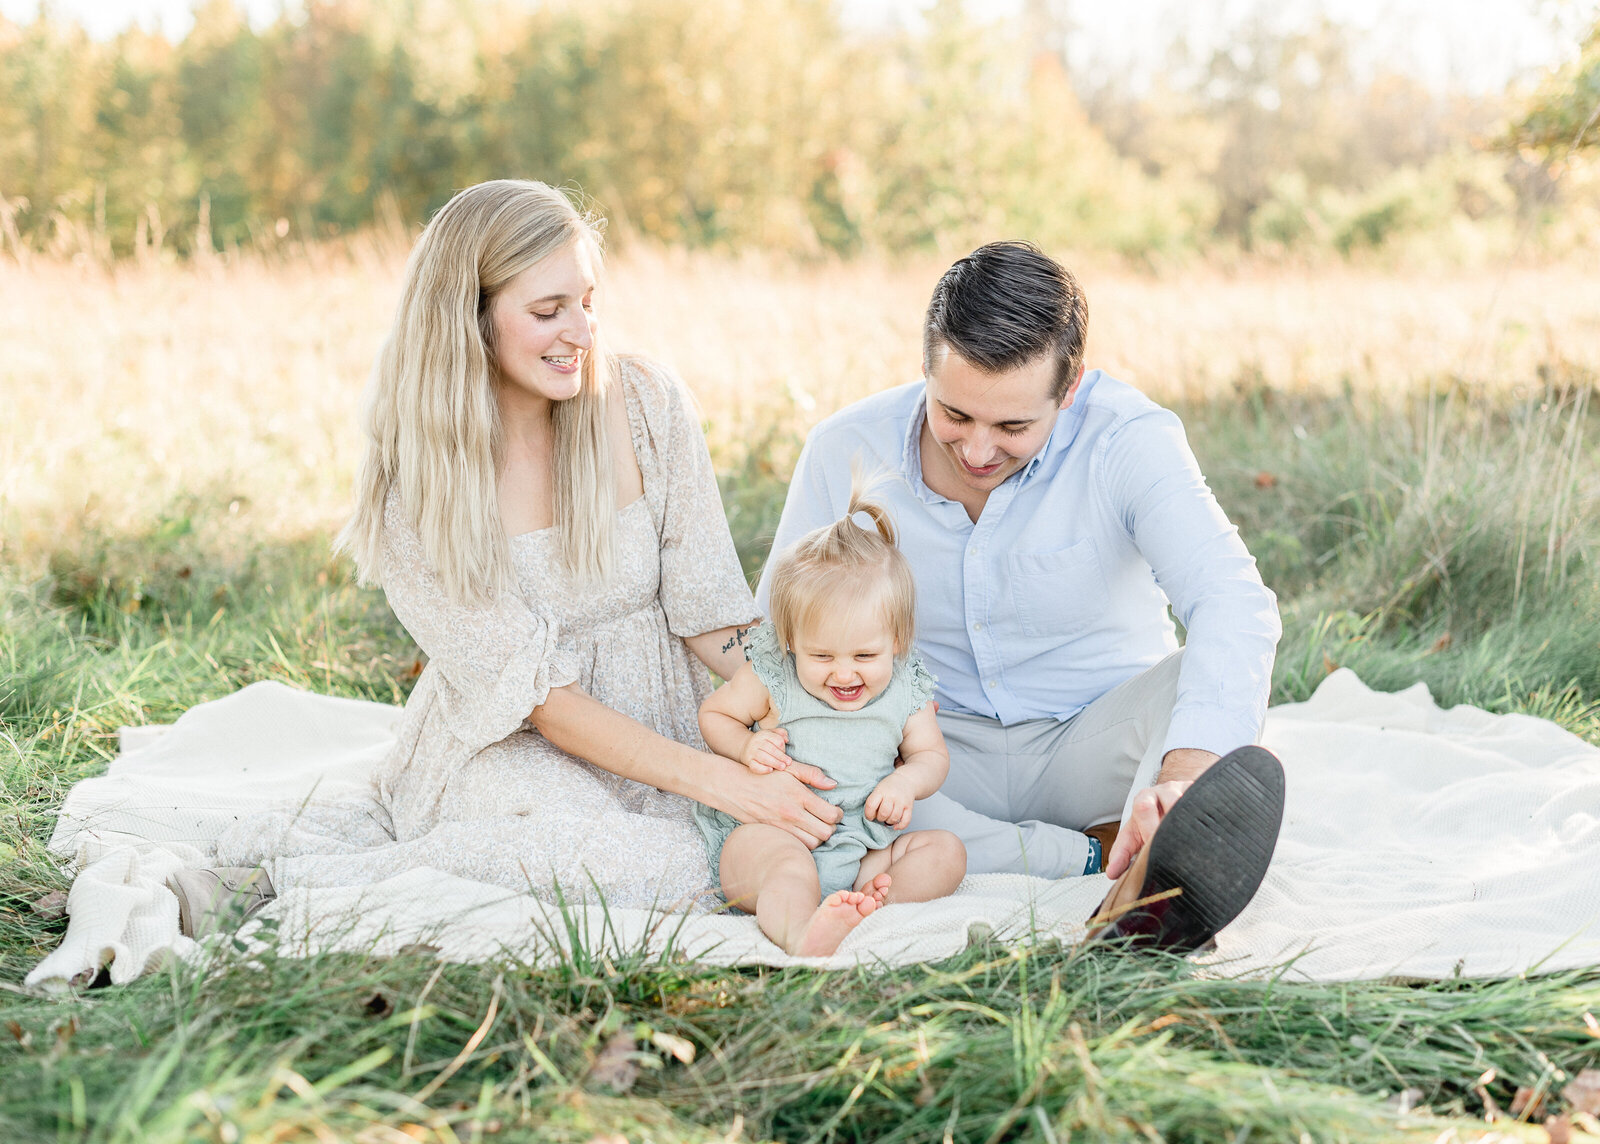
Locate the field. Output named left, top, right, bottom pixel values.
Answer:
left=2, top=245, right=1599, bottom=1142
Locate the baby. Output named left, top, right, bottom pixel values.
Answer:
left=695, top=487, right=967, bottom=956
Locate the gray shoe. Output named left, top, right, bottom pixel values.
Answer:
left=169, top=866, right=276, bottom=938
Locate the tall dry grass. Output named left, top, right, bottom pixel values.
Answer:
left=5, top=245, right=1600, bottom=569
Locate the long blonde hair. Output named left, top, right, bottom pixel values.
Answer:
left=766, top=473, right=917, bottom=655
left=338, top=180, right=617, bottom=605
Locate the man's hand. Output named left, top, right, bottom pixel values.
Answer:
left=864, top=770, right=918, bottom=830
left=739, top=727, right=793, bottom=773
left=1103, top=748, right=1222, bottom=878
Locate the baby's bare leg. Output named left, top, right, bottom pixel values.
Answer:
left=856, top=830, right=967, bottom=903
left=721, top=824, right=878, bottom=956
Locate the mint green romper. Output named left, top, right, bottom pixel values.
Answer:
left=695, top=623, right=938, bottom=897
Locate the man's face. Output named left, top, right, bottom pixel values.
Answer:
left=922, top=346, right=1080, bottom=496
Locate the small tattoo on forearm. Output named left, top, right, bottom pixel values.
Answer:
left=721, top=626, right=754, bottom=654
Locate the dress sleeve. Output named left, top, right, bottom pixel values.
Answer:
left=623, top=357, right=761, bottom=638
left=379, top=491, right=580, bottom=753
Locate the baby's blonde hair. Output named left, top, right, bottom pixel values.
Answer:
left=767, top=475, right=916, bottom=656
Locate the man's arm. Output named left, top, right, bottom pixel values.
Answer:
left=1098, top=410, right=1280, bottom=877
left=1099, top=409, right=1281, bottom=762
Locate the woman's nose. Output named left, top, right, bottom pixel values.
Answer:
left=563, top=312, right=594, bottom=351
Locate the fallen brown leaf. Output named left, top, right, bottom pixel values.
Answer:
left=588, top=1033, right=639, bottom=1093
left=1544, top=1114, right=1572, bottom=1144
left=30, top=891, right=67, bottom=920
left=1323, top=653, right=1340, bottom=676
left=1254, top=471, right=1278, bottom=489
left=1564, top=1069, right=1600, bottom=1116
left=1430, top=632, right=1453, bottom=653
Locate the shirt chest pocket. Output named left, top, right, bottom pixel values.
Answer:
left=1006, top=539, right=1108, bottom=639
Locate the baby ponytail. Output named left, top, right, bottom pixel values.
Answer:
left=766, top=466, right=917, bottom=656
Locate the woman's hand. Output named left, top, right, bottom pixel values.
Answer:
left=740, top=727, right=792, bottom=773
left=720, top=764, right=842, bottom=849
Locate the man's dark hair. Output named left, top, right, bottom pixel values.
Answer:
left=922, top=241, right=1089, bottom=401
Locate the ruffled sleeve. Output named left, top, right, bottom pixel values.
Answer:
left=894, top=651, right=938, bottom=729
left=620, top=357, right=760, bottom=639
left=379, top=490, right=579, bottom=754
left=742, top=622, right=791, bottom=715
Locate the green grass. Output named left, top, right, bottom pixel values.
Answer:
left=2, top=380, right=1599, bottom=1142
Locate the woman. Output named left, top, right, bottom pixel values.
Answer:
left=197, top=180, right=844, bottom=918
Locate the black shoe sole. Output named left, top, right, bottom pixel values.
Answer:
left=1096, top=745, right=1285, bottom=952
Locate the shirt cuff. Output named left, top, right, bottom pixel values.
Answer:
left=1161, top=706, right=1265, bottom=762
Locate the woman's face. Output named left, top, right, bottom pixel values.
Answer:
left=488, top=240, right=598, bottom=405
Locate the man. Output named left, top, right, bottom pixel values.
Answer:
left=757, top=241, right=1285, bottom=948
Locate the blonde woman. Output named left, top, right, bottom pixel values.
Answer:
left=190, top=180, right=844, bottom=922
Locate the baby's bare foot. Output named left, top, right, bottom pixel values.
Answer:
left=859, top=872, right=892, bottom=907
left=791, top=890, right=878, bottom=957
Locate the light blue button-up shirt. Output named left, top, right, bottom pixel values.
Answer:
left=755, top=371, right=1282, bottom=758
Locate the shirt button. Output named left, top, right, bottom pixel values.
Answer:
left=986, top=679, right=997, bottom=688
left=972, top=622, right=982, bottom=632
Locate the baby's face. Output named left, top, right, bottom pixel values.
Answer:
left=790, top=607, right=897, bottom=711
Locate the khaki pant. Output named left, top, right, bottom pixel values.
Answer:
left=906, top=650, right=1183, bottom=878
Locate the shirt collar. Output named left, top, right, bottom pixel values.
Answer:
left=1022, top=369, right=1097, bottom=483
left=901, top=387, right=946, bottom=505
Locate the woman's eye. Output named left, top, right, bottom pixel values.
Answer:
left=533, top=310, right=558, bottom=321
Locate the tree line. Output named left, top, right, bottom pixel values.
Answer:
left=1, top=0, right=1593, bottom=262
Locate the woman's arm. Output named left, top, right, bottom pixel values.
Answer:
left=683, top=622, right=758, bottom=683
left=529, top=683, right=841, bottom=848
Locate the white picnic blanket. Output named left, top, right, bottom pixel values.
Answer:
left=23, top=669, right=1600, bottom=989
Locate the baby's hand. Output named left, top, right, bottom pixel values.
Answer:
left=740, top=728, right=793, bottom=774
left=865, top=771, right=916, bottom=830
